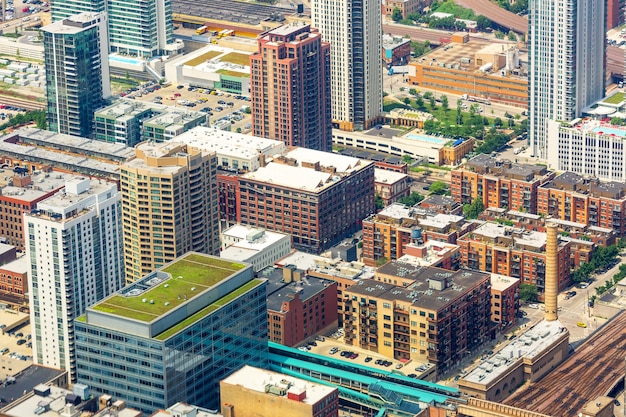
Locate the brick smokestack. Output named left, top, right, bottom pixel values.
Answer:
left=544, top=222, right=558, bottom=321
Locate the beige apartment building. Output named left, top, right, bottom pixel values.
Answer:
left=120, top=141, right=219, bottom=283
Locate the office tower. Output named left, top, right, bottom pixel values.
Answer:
left=528, top=0, right=605, bottom=159
left=311, top=0, right=382, bottom=131
left=107, top=0, right=173, bottom=57
left=43, top=12, right=111, bottom=137
left=75, top=253, right=268, bottom=414
left=120, top=141, right=219, bottom=283
left=250, top=24, right=332, bottom=151
left=25, top=177, right=124, bottom=382
left=51, top=0, right=173, bottom=57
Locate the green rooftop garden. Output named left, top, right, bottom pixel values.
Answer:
left=217, top=68, right=249, bottom=78
left=91, top=253, right=247, bottom=322
left=154, top=279, right=263, bottom=340
left=603, top=92, right=625, bottom=105
left=184, top=50, right=222, bottom=67
left=220, top=52, right=250, bottom=66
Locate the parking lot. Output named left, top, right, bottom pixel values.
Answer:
left=121, top=81, right=253, bottom=134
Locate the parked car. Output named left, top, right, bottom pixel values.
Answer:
left=329, top=347, right=339, bottom=354
left=577, top=322, right=587, bottom=328
left=528, top=303, right=539, bottom=309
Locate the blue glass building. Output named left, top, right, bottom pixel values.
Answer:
left=75, top=253, right=268, bottom=414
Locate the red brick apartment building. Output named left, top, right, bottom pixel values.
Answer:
left=451, top=154, right=555, bottom=213
left=490, top=274, right=520, bottom=333
left=250, top=24, right=331, bottom=152
left=374, top=168, right=410, bottom=206
left=0, top=256, right=28, bottom=300
left=458, top=222, right=571, bottom=293
left=238, top=148, right=375, bottom=254
left=362, top=203, right=474, bottom=265
left=266, top=265, right=338, bottom=347
left=537, top=172, right=626, bottom=237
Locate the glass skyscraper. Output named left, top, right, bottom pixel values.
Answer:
left=75, top=253, right=268, bottom=414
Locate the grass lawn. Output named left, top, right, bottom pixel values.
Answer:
left=184, top=51, right=222, bottom=67
left=603, top=92, right=625, bottom=105
left=92, top=254, right=247, bottom=321
left=220, top=52, right=250, bottom=66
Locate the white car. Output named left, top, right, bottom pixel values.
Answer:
left=528, top=303, right=539, bottom=309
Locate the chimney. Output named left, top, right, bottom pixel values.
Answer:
left=544, top=223, right=558, bottom=321
left=259, top=152, right=266, bottom=168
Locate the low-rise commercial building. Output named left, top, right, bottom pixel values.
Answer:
left=374, top=168, right=410, bottom=206
left=220, top=224, right=291, bottom=272
left=220, top=365, right=339, bottom=417
left=459, top=320, right=569, bottom=402
left=383, top=0, right=425, bottom=19
left=458, top=222, right=571, bottom=293
left=0, top=256, right=29, bottom=300
left=417, top=195, right=463, bottom=215
left=264, top=264, right=338, bottom=347
left=343, top=265, right=492, bottom=374
left=537, top=171, right=626, bottom=236
left=451, top=154, right=555, bottom=213
left=407, top=39, right=528, bottom=107
left=75, top=253, right=268, bottom=414
left=382, top=35, right=411, bottom=66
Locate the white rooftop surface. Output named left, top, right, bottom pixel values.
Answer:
left=507, top=210, right=541, bottom=220
left=398, top=241, right=459, bottom=266
left=244, top=162, right=332, bottom=191
left=145, top=109, right=205, bottom=126
left=375, top=168, right=408, bottom=184
left=222, top=365, right=336, bottom=404
left=17, top=127, right=135, bottom=160
left=3, top=385, right=72, bottom=417
left=36, top=178, right=116, bottom=213
left=223, top=224, right=288, bottom=248
left=125, top=142, right=196, bottom=174
left=1, top=172, right=75, bottom=203
left=419, top=213, right=464, bottom=229
left=474, top=223, right=546, bottom=249
left=172, top=126, right=285, bottom=158
left=220, top=246, right=258, bottom=262
left=151, top=402, right=223, bottom=417
left=463, top=319, right=567, bottom=386
left=548, top=218, right=586, bottom=229
left=490, top=273, right=519, bottom=292
left=0, top=255, right=30, bottom=274
left=276, top=250, right=320, bottom=270
left=0, top=242, right=14, bottom=254
left=378, top=203, right=413, bottom=219
left=285, top=147, right=363, bottom=173
left=42, top=12, right=103, bottom=34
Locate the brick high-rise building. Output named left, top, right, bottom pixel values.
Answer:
left=250, top=24, right=331, bottom=151
left=120, top=141, right=219, bottom=283
left=537, top=172, right=626, bottom=236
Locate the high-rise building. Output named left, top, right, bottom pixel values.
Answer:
left=75, top=253, right=268, bottom=414
left=120, top=141, right=219, bottom=283
left=528, top=0, right=605, bottom=159
left=25, top=177, right=124, bottom=382
left=43, top=12, right=111, bottom=137
left=311, top=0, right=382, bottom=131
left=250, top=24, right=332, bottom=151
left=51, top=0, right=173, bottom=57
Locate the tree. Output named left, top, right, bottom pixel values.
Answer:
left=476, top=15, right=492, bottom=31
left=399, top=191, right=424, bottom=206
left=519, top=284, right=538, bottom=302
left=507, top=31, right=517, bottom=41
left=403, top=97, right=411, bottom=105
left=375, top=194, right=385, bottom=210
left=494, top=117, right=503, bottom=127
left=428, top=180, right=449, bottom=195
left=463, top=197, right=484, bottom=219
left=402, top=154, right=414, bottom=164
left=409, top=88, right=419, bottom=96
left=392, top=7, right=403, bottom=22
left=429, top=95, right=436, bottom=110
left=441, top=95, right=449, bottom=111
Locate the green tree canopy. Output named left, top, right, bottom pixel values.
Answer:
left=520, top=284, right=538, bottom=302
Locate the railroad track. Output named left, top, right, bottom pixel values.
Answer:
left=0, top=95, right=45, bottom=111
left=505, top=311, right=626, bottom=415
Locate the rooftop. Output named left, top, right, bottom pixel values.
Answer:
left=375, top=168, right=408, bottom=184
left=462, top=319, right=568, bottom=386
left=351, top=266, right=490, bottom=311
left=490, top=273, right=520, bottom=292
left=221, top=365, right=337, bottom=404
left=90, top=253, right=247, bottom=322
left=261, top=266, right=335, bottom=312
left=541, top=171, right=626, bottom=200
left=0, top=255, right=30, bottom=274
left=0, top=171, right=74, bottom=203
left=468, top=222, right=546, bottom=250
left=150, top=402, right=223, bottom=417
left=0, top=366, right=67, bottom=415
left=42, top=12, right=104, bottom=34
left=382, top=34, right=411, bottom=49
left=397, top=241, right=460, bottom=267
left=172, top=126, right=286, bottom=161
left=465, top=154, right=549, bottom=181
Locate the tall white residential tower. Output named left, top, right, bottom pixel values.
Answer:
left=528, top=0, right=605, bottom=159
left=26, top=177, right=124, bottom=381
left=311, top=0, right=383, bottom=131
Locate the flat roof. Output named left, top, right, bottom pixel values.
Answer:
left=222, top=365, right=337, bottom=404
left=0, top=366, right=67, bottom=414
left=375, top=203, right=413, bottom=219
left=462, top=320, right=567, bottom=386
left=42, top=12, right=103, bottom=34
left=0, top=255, right=30, bottom=274
left=34, top=178, right=117, bottom=215
left=0, top=172, right=75, bottom=203
left=172, top=0, right=291, bottom=26
left=275, top=251, right=320, bottom=270
left=172, top=126, right=286, bottom=159
left=90, top=253, right=247, bottom=322
left=419, top=213, right=464, bottom=229
left=222, top=225, right=289, bottom=250
left=244, top=162, right=332, bottom=191
left=151, top=403, right=224, bottom=417
left=375, top=168, right=407, bottom=184
left=472, top=222, right=546, bottom=249
left=490, top=274, right=519, bottom=292
left=285, top=147, right=363, bottom=173
left=352, top=267, right=490, bottom=311
left=262, top=266, right=334, bottom=312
